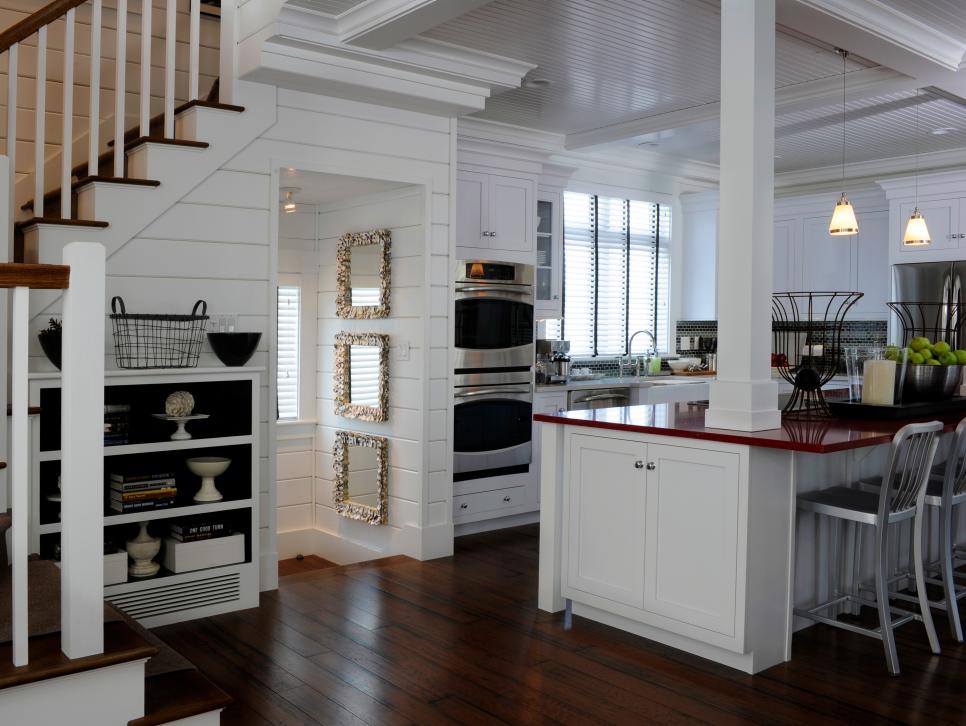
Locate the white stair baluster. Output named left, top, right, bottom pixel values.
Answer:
left=61, top=8, right=75, bottom=218
left=34, top=25, right=46, bottom=217
left=164, top=0, right=176, bottom=137
left=88, top=0, right=102, bottom=177
left=140, top=0, right=152, bottom=136
left=219, top=0, right=236, bottom=104
left=6, top=44, right=17, bottom=245
left=11, top=283, right=28, bottom=666
left=189, top=0, right=200, bottom=101
left=114, top=0, right=127, bottom=177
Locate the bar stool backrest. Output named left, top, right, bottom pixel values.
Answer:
left=880, top=421, right=942, bottom=518
left=946, top=418, right=966, bottom=498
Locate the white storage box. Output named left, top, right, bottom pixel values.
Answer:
left=104, top=549, right=129, bottom=585
left=161, top=533, right=245, bottom=574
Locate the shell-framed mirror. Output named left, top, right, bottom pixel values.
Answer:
left=336, top=229, right=391, bottom=319
left=334, top=332, right=389, bottom=422
left=333, top=430, right=389, bottom=525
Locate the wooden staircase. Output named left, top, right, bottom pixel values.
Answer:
left=0, top=0, right=250, bottom=722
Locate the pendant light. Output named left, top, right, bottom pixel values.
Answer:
left=903, top=88, right=931, bottom=246
left=280, top=187, right=299, bottom=214
left=829, top=49, right=859, bottom=236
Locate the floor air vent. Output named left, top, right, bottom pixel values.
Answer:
left=107, top=572, right=241, bottom=620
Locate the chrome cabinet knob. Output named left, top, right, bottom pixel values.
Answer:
left=646, top=462, right=656, bottom=471
left=635, top=461, right=644, bottom=469
left=460, top=503, right=468, bottom=510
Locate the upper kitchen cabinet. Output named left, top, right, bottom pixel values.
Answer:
left=680, top=192, right=718, bottom=319
left=879, top=170, right=966, bottom=265
left=772, top=218, right=799, bottom=293
left=535, top=191, right=563, bottom=319
left=852, top=209, right=890, bottom=319
left=455, top=169, right=535, bottom=258
left=800, top=215, right=854, bottom=292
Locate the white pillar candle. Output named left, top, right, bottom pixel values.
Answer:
left=862, top=359, right=897, bottom=406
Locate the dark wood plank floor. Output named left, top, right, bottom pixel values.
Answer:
left=155, top=525, right=966, bottom=725
left=278, top=555, right=338, bottom=578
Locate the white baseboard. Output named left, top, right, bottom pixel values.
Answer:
left=454, top=510, right=540, bottom=537
left=277, top=529, right=317, bottom=560
left=259, top=550, right=279, bottom=592
left=418, top=522, right=454, bottom=560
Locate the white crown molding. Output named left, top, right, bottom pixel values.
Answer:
left=876, top=167, right=966, bottom=199
left=776, top=146, right=966, bottom=189
left=238, top=5, right=533, bottom=116
left=788, top=0, right=966, bottom=73
left=339, top=0, right=494, bottom=50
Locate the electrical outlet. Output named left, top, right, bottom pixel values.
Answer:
left=693, top=336, right=701, bottom=350
left=396, top=341, right=411, bottom=361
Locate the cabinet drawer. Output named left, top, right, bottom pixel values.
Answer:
left=454, top=486, right=526, bottom=517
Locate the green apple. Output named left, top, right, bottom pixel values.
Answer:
left=926, top=358, right=941, bottom=366
left=910, top=336, right=931, bottom=352
left=910, top=352, right=925, bottom=365
left=940, top=352, right=958, bottom=365
left=933, top=341, right=952, bottom=355
left=955, top=349, right=966, bottom=365
left=921, top=347, right=934, bottom=361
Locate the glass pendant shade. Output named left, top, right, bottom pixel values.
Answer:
left=903, top=207, right=931, bottom=246
left=828, top=193, right=859, bottom=235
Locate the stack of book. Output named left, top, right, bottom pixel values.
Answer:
left=103, top=404, right=131, bottom=446
left=169, top=517, right=231, bottom=543
left=109, top=471, right=177, bottom=513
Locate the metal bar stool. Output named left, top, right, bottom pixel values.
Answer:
left=795, top=421, right=942, bottom=676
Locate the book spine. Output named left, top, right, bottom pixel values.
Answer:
left=170, top=530, right=232, bottom=543
left=169, top=522, right=227, bottom=536
left=110, top=478, right=177, bottom=493
left=110, top=487, right=177, bottom=502
left=109, top=472, right=176, bottom=484
left=109, top=498, right=176, bottom=513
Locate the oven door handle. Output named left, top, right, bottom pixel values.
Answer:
left=455, top=285, right=532, bottom=296
left=455, top=388, right=531, bottom=398
left=574, top=393, right=629, bottom=403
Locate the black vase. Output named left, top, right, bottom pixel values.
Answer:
left=38, top=332, right=62, bottom=370
left=207, top=332, right=262, bottom=367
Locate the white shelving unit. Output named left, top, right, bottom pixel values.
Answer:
left=29, top=367, right=262, bottom=627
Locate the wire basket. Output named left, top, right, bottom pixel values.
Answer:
left=110, top=297, right=209, bottom=369
left=887, top=301, right=966, bottom=349
left=772, top=291, right=863, bottom=416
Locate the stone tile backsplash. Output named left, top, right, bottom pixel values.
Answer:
left=674, top=319, right=888, bottom=357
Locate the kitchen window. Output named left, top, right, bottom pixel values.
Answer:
left=562, top=191, right=671, bottom=356
left=276, top=285, right=300, bottom=420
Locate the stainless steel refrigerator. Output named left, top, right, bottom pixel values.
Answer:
left=893, top=262, right=966, bottom=346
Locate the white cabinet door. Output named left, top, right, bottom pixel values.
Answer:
left=456, top=171, right=488, bottom=248
left=897, top=199, right=958, bottom=253
left=853, top=209, right=890, bottom=318
left=681, top=206, right=718, bottom=319
left=800, top=215, right=855, bottom=293
left=565, top=434, right=647, bottom=608
left=773, top=219, right=798, bottom=292
left=535, top=191, right=563, bottom=319
left=643, top=444, right=740, bottom=636
left=488, top=174, right=535, bottom=254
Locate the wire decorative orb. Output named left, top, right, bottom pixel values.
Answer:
left=772, top=292, right=863, bottom=416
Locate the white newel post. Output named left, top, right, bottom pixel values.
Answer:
left=60, top=242, right=106, bottom=659
left=705, top=0, right=781, bottom=432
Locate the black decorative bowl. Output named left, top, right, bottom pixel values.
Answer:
left=207, top=332, right=261, bottom=367
left=38, top=332, right=61, bottom=370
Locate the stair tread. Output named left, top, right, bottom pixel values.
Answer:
left=176, top=99, right=245, bottom=114
left=0, top=620, right=158, bottom=691
left=21, top=177, right=160, bottom=212
left=16, top=217, right=108, bottom=229
left=130, top=669, right=232, bottom=726
left=123, top=136, right=210, bottom=152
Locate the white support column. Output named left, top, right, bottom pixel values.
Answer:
left=705, top=0, right=781, bottom=432
left=60, top=241, right=106, bottom=659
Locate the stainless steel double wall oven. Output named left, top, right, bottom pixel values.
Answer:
left=453, top=260, right=534, bottom=481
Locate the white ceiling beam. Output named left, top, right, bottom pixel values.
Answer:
left=565, top=66, right=912, bottom=150
left=339, top=0, right=494, bottom=50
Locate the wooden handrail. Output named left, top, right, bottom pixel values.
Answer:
left=0, top=263, right=70, bottom=289
left=0, top=0, right=88, bottom=54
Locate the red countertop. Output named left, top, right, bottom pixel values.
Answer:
left=533, top=403, right=966, bottom=454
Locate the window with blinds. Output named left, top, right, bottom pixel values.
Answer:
left=277, top=286, right=300, bottom=420
left=562, top=191, right=671, bottom=356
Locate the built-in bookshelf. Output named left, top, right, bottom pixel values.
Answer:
left=28, top=368, right=262, bottom=627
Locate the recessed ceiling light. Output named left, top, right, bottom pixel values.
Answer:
left=524, top=77, right=552, bottom=89
left=932, top=127, right=957, bottom=135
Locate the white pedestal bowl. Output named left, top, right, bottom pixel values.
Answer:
left=187, top=456, right=232, bottom=502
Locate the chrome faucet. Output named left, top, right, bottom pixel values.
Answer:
left=622, top=330, right=656, bottom=377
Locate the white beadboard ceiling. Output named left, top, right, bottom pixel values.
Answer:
left=422, top=0, right=966, bottom=173
left=286, top=0, right=370, bottom=17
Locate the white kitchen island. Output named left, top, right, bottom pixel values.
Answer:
left=535, top=403, right=961, bottom=674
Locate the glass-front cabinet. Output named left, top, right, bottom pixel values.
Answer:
left=535, top=190, right=563, bottom=319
